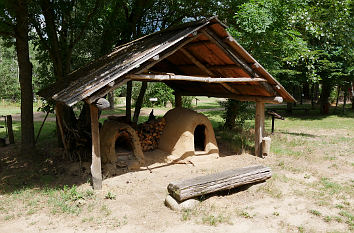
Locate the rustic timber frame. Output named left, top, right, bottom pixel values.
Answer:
left=39, top=17, right=295, bottom=189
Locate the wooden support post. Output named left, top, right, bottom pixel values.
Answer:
left=90, top=104, right=102, bottom=190
left=55, top=103, right=68, bottom=154
left=126, top=81, right=132, bottom=122
left=271, top=115, right=275, bottom=134
left=6, top=115, right=14, bottom=144
left=175, top=92, right=182, bottom=108
left=255, top=102, right=265, bottom=157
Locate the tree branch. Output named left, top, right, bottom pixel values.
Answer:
left=31, top=17, right=53, bottom=57
left=70, top=0, right=101, bottom=49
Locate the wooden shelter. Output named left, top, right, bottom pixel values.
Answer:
left=39, top=17, right=295, bottom=189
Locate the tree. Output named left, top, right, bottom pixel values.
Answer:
left=0, top=0, right=35, bottom=150
left=0, top=39, right=20, bottom=101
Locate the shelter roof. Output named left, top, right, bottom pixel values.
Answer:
left=39, top=17, right=295, bottom=106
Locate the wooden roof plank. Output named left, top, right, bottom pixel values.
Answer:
left=201, top=28, right=255, bottom=78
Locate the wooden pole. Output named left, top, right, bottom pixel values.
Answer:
left=6, top=115, right=14, bottom=144
left=177, top=91, right=283, bottom=104
left=175, top=92, right=182, bottom=108
left=90, top=104, right=102, bottom=189
left=34, top=111, right=49, bottom=145
left=255, top=102, right=265, bottom=157
left=127, top=74, right=266, bottom=83
left=126, top=81, right=132, bottom=122
left=271, top=115, right=275, bottom=134
left=55, top=104, right=68, bottom=155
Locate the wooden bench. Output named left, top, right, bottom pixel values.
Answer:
left=167, top=165, right=272, bottom=201
left=266, top=110, right=285, bottom=133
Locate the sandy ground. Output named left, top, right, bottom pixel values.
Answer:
left=1, top=102, right=353, bottom=233
left=0, top=145, right=352, bottom=233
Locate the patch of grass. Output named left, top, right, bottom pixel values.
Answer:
left=100, top=204, right=112, bottom=217
left=323, top=215, right=332, bottom=222
left=82, top=216, right=94, bottom=223
left=339, top=211, right=353, bottom=226
left=112, top=215, right=128, bottom=227
left=201, top=213, right=231, bottom=226
left=334, top=216, right=342, bottom=223
left=4, top=214, right=15, bottom=221
left=46, top=185, right=93, bottom=215
left=259, top=179, right=283, bottom=199
left=320, top=178, right=342, bottom=195
left=0, top=120, right=57, bottom=145
left=308, top=209, right=322, bottom=216
left=297, top=225, right=304, bottom=233
left=308, top=210, right=322, bottom=216
left=181, top=209, right=192, bottom=221
left=105, top=191, right=116, bottom=200
left=239, top=211, right=252, bottom=218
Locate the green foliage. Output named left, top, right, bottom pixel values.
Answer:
left=0, top=39, right=20, bottom=100
left=142, top=82, right=174, bottom=107
left=220, top=99, right=254, bottom=129
left=181, top=96, right=194, bottom=109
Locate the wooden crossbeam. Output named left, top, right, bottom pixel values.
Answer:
left=127, top=74, right=266, bottom=83
left=176, top=91, right=283, bottom=104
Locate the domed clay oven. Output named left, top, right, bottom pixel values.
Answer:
left=100, top=120, right=144, bottom=164
left=158, top=107, right=219, bottom=158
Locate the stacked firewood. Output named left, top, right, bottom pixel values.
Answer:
left=136, top=118, right=166, bottom=151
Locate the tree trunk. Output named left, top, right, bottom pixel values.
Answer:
left=352, top=82, right=354, bottom=110
left=133, top=81, right=147, bottom=123
left=334, top=86, right=340, bottom=113
left=223, top=99, right=238, bottom=129
left=292, top=86, right=297, bottom=107
left=287, top=102, right=293, bottom=113
left=303, top=82, right=310, bottom=99
left=314, top=83, right=319, bottom=103
left=15, top=0, right=35, bottom=150
left=311, top=84, right=315, bottom=109
left=107, top=91, right=115, bottom=109
left=320, top=81, right=332, bottom=114
left=342, top=88, right=347, bottom=114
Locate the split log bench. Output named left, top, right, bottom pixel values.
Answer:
left=167, top=165, right=272, bottom=202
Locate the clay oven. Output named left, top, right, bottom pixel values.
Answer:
left=159, top=107, right=219, bottom=158
left=100, top=120, right=144, bottom=164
